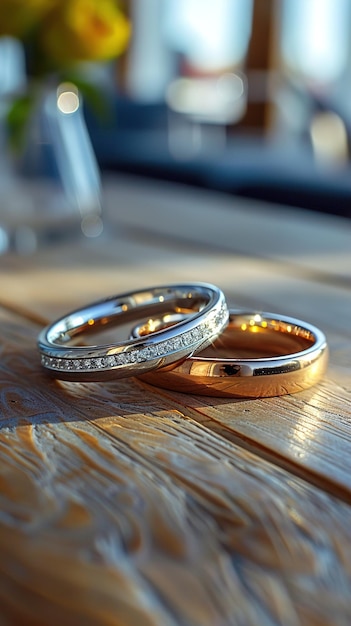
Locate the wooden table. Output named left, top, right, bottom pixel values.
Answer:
left=1, top=174, right=351, bottom=625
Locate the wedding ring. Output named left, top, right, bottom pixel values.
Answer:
left=37, top=283, right=228, bottom=381
left=133, top=310, right=328, bottom=397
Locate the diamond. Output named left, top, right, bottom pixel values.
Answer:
left=106, top=355, right=116, bottom=367
left=112, top=355, right=121, bottom=366
left=155, top=343, right=165, bottom=356
left=190, top=328, right=201, bottom=342
left=40, top=297, right=229, bottom=376
left=136, top=348, right=148, bottom=362
left=170, top=337, right=183, bottom=351
left=155, top=342, right=166, bottom=355
left=163, top=340, right=174, bottom=353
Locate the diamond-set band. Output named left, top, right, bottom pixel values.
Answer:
left=37, top=283, right=229, bottom=382
left=40, top=305, right=227, bottom=373
left=37, top=283, right=328, bottom=396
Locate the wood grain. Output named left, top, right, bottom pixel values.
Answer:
left=0, top=309, right=351, bottom=626
left=104, top=174, right=351, bottom=281
left=1, top=241, right=351, bottom=495
left=1, top=176, right=351, bottom=625
left=1, top=239, right=350, bottom=336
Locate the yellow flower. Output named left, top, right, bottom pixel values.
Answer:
left=41, top=0, right=131, bottom=66
left=0, top=0, right=53, bottom=37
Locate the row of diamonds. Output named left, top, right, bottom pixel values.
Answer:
left=41, top=304, right=228, bottom=372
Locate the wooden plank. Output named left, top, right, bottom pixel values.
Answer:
left=0, top=238, right=350, bottom=338
left=1, top=222, right=351, bottom=496
left=138, top=363, right=351, bottom=501
left=1, top=283, right=351, bottom=497
left=104, top=175, right=351, bottom=280
left=0, top=309, right=351, bottom=625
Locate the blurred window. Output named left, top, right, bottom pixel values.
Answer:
left=163, top=0, right=253, bottom=73
left=281, top=0, right=351, bottom=83
left=126, top=0, right=351, bottom=102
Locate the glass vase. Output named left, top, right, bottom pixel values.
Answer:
left=0, top=38, right=103, bottom=255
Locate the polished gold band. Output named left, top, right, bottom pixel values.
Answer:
left=133, top=310, right=328, bottom=398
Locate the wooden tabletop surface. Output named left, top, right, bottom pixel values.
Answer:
left=1, top=174, right=350, bottom=626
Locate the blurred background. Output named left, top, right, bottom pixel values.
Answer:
left=0, top=0, right=351, bottom=256
left=86, top=0, right=351, bottom=218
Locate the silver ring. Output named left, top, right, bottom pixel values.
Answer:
left=37, top=283, right=228, bottom=381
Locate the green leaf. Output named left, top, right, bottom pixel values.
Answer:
left=62, top=74, right=114, bottom=125
left=6, top=94, right=34, bottom=152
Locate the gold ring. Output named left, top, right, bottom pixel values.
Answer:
left=132, top=310, right=328, bottom=397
